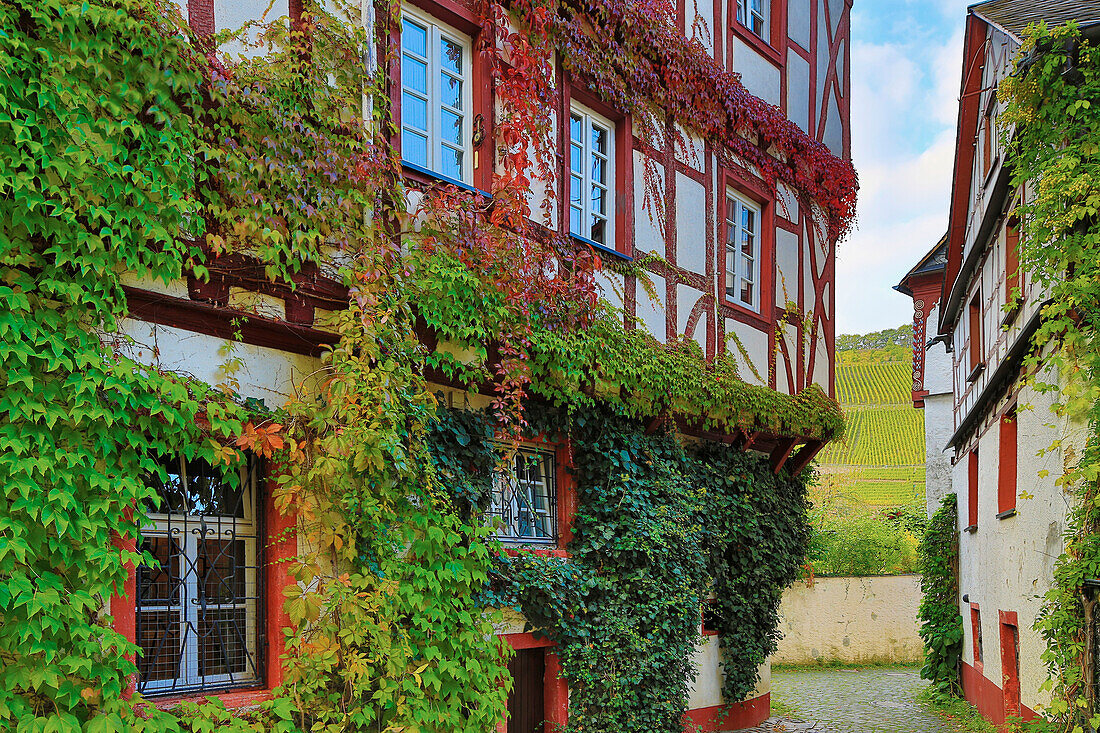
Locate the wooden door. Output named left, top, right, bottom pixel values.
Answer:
left=507, top=648, right=545, bottom=733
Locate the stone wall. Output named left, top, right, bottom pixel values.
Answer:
left=770, top=575, right=923, bottom=666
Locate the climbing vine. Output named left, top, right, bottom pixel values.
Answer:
left=999, top=21, right=1100, bottom=729
left=0, top=0, right=849, bottom=730
left=917, top=493, right=963, bottom=697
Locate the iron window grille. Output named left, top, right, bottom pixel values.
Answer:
left=490, top=448, right=557, bottom=544
left=135, top=454, right=264, bottom=696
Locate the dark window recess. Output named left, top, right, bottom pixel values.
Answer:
left=507, top=648, right=546, bottom=733
left=702, top=600, right=722, bottom=634
left=136, top=454, right=264, bottom=696
left=490, top=448, right=557, bottom=543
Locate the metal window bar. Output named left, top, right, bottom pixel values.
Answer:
left=490, top=448, right=557, bottom=544
left=135, top=455, right=264, bottom=696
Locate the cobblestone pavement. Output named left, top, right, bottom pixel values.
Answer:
left=739, top=667, right=959, bottom=733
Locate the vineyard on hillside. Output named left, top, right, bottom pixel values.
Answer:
left=822, top=328, right=925, bottom=506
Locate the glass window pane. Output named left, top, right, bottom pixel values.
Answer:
left=441, top=73, right=462, bottom=109
left=740, top=279, right=754, bottom=305
left=570, top=174, right=583, bottom=204
left=570, top=143, right=583, bottom=174
left=198, top=539, right=246, bottom=603
left=725, top=250, right=737, bottom=292
left=570, top=206, right=583, bottom=236
left=592, top=125, right=607, bottom=156
left=592, top=186, right=606, bottom=215
left=199, top=608, right=250, bottom=676
left=441, top=109, right=463, bottom=146
left=402, top=92, right=428, bottom=132
left=592, top=157, right=606, bottom=185
left=440, top=145, right=463, bottom=180
left=137, top=610, right=182, bottom=682
left=401, top=19, right=427, bottom=56
left=742, top=254, right=754, bottom=277
left=736, top=0, right=745, bottom=23
left=145, top=456, right=186, bottom=514
left=741, top=232, right=754, bottom=256
left=741, top=205, right=755, bottom=234
left=570, top=114, right=583, bottom=143
left=139, top=536, right=182, bottom=605
left=403, top=129, right=428, bottom=167
left=440, top=36, right=462, bottom=74
left=590, top=215, right=606, bottom=244
left=402, top=55, right=427, bottom=94
left=185, top=458, right=244, bottom=517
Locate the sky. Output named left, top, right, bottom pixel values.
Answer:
left=836, top=0, right=975, bottom=336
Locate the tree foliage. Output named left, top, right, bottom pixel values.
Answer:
left=917, top=493, right=962, bottom=696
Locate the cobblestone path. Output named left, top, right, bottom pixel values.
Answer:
left=742, top=667, right=960, bottom=733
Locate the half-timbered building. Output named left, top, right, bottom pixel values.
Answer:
left=108, top=0, right=852, bottom=729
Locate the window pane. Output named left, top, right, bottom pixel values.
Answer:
left=570, top=143, right=583, bottom=174
left=440, top=145, right=463, bottom=180
left=740, top=279, right=754, bottom=305
left=138, top=536, right=181, bottom=605
left=592, top=125, right=607, bottom=156
left=440, top=36, right=462, bottom=74
left=441, top=73, right=462, bottom=109
left=570, top=114, right=583, bottom=143
left=199, top=608, right=250, bottom=677
left=403, top=129, right=428, bottom=167
left=145, top=456, right=186, bottom=514
left=741, top=205, right=755, bottom=234
left=570, top=206, right=583, bottom=236
left=591, top=186, right=606, bottom=215
left=185, top=458, right=244, bottom=517
left=725, top=250, right=737, bottom=294
left=741, top=232, right=754, bottom=257
left=736, top=0, right=745, bottom=23
left=742, top=254, right=754, bottom=277
left=441, top=109, right=463, bottom=146
left=402, top=55, right=427, bottom=94
left=137, top=610, right=182, bottom=682
left=592, top=157, right=606, bottom=185
left=590, top=214, right=606, bottom=244
left=570, top=174, right=583, bottom=204
left=401, top=19, right=427, bottom=56
left=402, top=92, right=428, bottom=133
left=198, top=539, right=246, bottom=604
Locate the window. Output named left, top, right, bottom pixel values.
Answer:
left=967, top=448, right=979, bottom=531
left=701, top=599, right=721, bottom=636
left=400, top=10, right=471, bottom=182
left=136, top=455, right=263, bottom=695
left=998, top=406, right=1017, bottom=516
left=736, top=0, right=767, bottom=38
left=724, top=190, right=761, bottom=310
left=568, top=104, right=615, bottom=247
left=971, top=605, right=983, bottom=668
left=1005, top=221, right=1021, bottom=306
left=1000, top=617, right=1021, bottom=718
left=968, top=291, right=982, bottom=375
left=981, top=108, right=993, bottom=179
left=491, top=447, right=557, bottom=543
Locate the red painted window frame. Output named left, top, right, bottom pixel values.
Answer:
left=998, top=405, right=1017, bottom=516
left=718, top=167, right=776, bottom=331
left=970, top=603, right=983, bottom=672
left=110, top=467, right=298, bottom=707
left=563, top=78, right=635, bottom=258
left=392, top=0, right=495, bottom=193
left=999, top=610, right=1021, bottom=719
left=729, top=0, right=784, bottom=68
left=968, top=291, right=983, bottom=373
left=967, top=448, right=979, bottom=530
left=498, top=633, right=569, bottom=733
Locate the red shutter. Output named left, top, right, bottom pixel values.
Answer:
left=998, top=407, right=1017, bottom=515
left=968, top=449, right=979, bottom=529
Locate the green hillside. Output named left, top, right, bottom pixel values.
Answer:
left=821, top=327, right=925, bottom=506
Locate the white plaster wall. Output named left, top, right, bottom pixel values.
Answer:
left=775, top=228, right=799, bottom=308
left=118, top=320, right=322, bottom=409
left=772, top=576, right=923, bottom=665
left=924, top=392, right=955, bottom=518
left=637, top=273, right=667, bottom=341
left=677, top=285, right=707, bottom=351
left=597, top=270, right=626, bottom=314
left=786, top=51, right=811, bottom=134
left=730, top=38, right=781, bottom=107
left=216, top=0, right=290, bottom=59
left=634, top=151, right=666, bottom=258
left=787, top=0, right=811, bottom=49
left=956, top=380, right=1084, bottom=714
left=687, top=644, right=770, bottom=710
left=676, top=173, right=708, bottom=275
left=725, top=318, right=768, bottom=386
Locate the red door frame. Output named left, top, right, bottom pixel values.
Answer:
left=499, top=633, right=569, bottom=733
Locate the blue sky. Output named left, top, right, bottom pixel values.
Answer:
left=836, top=0, right=974, bottom=336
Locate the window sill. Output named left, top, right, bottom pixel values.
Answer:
left=570, top=233, right=633, bottom=263
left=963, top=524, right=978, bottom=534
left=729, top=23, right=782, bottom=68
left=1000, top=299, right=1022, bottom=327
left=701, top=629, right=719, bottom=637
left=402, top=160, right=491, bottom=198
left=965, top=362, right=986, bottom=383
left=982, top=157, right=1000, bottom=189
left=150, top=688, right=273, bottom=711
left=501, top=545, right=569, bottom=559
left=997, top=508, right=1017, bottom=520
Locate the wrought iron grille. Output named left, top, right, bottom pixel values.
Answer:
left=136, top=454, right=264, bottom=696
left=490, top=448, right=557, bottom=543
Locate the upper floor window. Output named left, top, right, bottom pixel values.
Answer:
left=136, top=455, right=263, bottom=696
left=490, top=447, right=557, bottom=544
left=568, top=104, right=615, bottom=247
left=724, top=190, right=761, bottom=311
left=736, top=0, right=767, bottom=39
left=400, top=10, right=472, bottom=183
